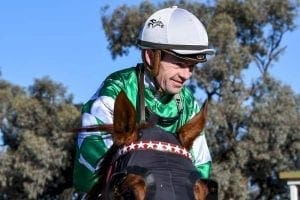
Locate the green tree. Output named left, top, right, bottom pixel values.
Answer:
left=0, top=77, right=80, bottom=199
left=100, top=0, right=299, bottom=198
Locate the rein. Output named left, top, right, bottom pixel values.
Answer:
left=72, top=124, right=113, bottom=133
left=137, top=63, right=146, bottom=123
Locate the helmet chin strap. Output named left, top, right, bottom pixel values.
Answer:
left=151, top=49, right=161, bottom=77
left=142, top=49, right=161, bottom=77
left=142, top=49, right=164, bottom=93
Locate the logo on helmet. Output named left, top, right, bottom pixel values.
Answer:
left=147, top=19, right=164, bottom=28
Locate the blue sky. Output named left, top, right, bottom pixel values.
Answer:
left=0, top=1, right=299, bottom=104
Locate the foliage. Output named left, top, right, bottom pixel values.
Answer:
left=0, top=77, right=81, bottom=199
left=101, top=0, right=300, bottom=199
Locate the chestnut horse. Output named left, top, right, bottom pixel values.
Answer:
left=79, top=91, right=217, bottom=199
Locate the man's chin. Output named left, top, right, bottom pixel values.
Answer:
left=166, top=87, right=181, bottom=95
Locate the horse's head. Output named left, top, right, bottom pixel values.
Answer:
left=86, top=91, right=216, bottom=200
left=112, top=91, right=208, bottom=149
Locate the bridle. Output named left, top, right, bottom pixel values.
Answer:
left=117, top=140, right=192, bottom=160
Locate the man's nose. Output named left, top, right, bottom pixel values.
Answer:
left=179, top=67, right=192, bottom=80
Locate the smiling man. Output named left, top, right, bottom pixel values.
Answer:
left=73, top=6, right=214, bottom=194
left=150, top=50, right=196, bottom=94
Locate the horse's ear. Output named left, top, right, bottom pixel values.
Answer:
left=113, top=91, right=138, bottom=145
left=177, top=100, right=208, bottom=150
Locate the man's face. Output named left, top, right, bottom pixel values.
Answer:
left=155, top=53, right=196, bottom=94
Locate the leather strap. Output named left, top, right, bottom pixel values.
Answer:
left=137, top=64, right=146, bottom=123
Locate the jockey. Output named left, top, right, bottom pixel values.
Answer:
left=73, top=6, right=214, bottom=193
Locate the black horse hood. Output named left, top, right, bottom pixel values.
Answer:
left=119, top=126, right=201, bottom=200
left=139, top=126, right=181, bottom=144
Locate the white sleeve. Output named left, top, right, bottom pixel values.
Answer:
left=78, top=96, right=115, bottom=148
left=90, top=96, right=114, bottom=124
left=191, top=132, right=212, bottom=166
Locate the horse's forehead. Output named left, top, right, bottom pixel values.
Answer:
left=140, top=126, right=178, bottom=143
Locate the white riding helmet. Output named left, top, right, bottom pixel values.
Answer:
left=137, top=6, right=215, bottom=62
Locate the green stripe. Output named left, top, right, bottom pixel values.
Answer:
left=79, top=135, right=109, bottom=166
left=73, top=158, right=99, bottom=192
left=74, top=134, right=109, bottom=192
left=81, top=99, right=94, bottom=113
left=196, top=161, right=211, bottom=179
